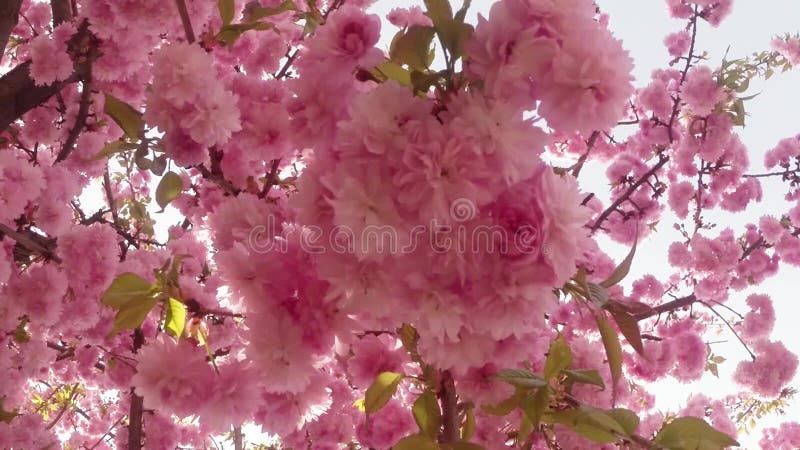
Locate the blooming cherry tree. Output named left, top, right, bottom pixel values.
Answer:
left=1, top=0, right=799, bottom=448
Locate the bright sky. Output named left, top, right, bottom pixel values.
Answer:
left=367, top=0, right=800, bottom=448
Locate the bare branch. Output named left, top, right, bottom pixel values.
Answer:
left=0, top=0, right=23, bottom=61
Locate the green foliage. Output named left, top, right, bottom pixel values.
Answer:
left=164, top=297, right=187, bottom=338
left=390, top=26, right=436, bottom=71
left=413, top=390, right=442, bottom=438
left=155, top=171, right=183, bottom=209
left=543, top=335, right=572, bottom=379
left=600, top=234, right=637, bottom=288
left=519, top=386, right=549, bottom=429
left=596, top=313, right=623, bottom=395
left=104, top=94, right=144, bottom=140
left=654, top=417, right=739, bottom=449
left=549, top=405, right=628, bottom=444
left=218, top=0, right=235, bottom=25
left=562, top=369, right=605, bottom=390
left=364, top=372, right=404, bottom=414
left=495, top=369, right=547, bottom=389
left=393, top=434, right=439, bottom=450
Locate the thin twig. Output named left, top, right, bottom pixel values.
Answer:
left=0, top=223, right=61, bottom=263
left=174, top=0, right=195, bottom=43
left=698, top=300, right=756, bottom=361
left=56, top=75, right=93, bottom=163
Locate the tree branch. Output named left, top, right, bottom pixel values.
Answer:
left=635, top=294, right=697, bottom=321
left=0, top=222, right=61, bottom=263
left=0, top=0, right=23, bottom=61
left=0, top=20, right=95, bottom=132
left=128, top=393, right=144, bottom=450
left=55, top=73, right=92, bottom=163
left=174, top=0, right=195, bottom=43
left=439, top=370, right=459, bottom=443
left=590, top=153, right=670, bottom=232
left=50, top=0, right=72, bottom=26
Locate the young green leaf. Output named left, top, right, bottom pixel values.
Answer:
left=390, top=26, right=436, bottom=71
left=441, top=442, right=485, bottom=450
left=496, top=369, right=548, bottom=389
left=164, top=298, right=187, bottom=339
left=596, top=314, right=623, bottom=394
left=364, top=372, right=404, bottom=414
left=544, top=335, right=573, bottom=379
left=519, top=386, right=549, bottom=429
left=461, top=404, right=475, bottom=440
left=108, top=296, right=159, bottom=336
left=609, top=309, right=645, bottom=357
left=102, top=273, right=155, bottom=309
left=156, top=172, right=183, bottom=209
left=218, top=0, right=235, bottom=25
left=600, top=233, right=638, bottom=288
left=392, top=434, right=439, bottom=450
left=606, top=408, right=640, bottom=436
left=562, top=369, right=606, bottom=389
left=550, top=406, right=627, bottom=444
left=413, top=391, right=441, bottom=438
left=654, top=417, right=739, bottom=450
left=104, top=94, right=144, bottom=140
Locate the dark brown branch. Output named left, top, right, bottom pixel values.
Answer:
left=0, top=222, right=61, bottom=263
left=635, top=294, right=697, bottom=321
left=259, top=158, right=281, bottom=198
left=50, top=0, right=72, bottom=26
left=590, top=153, right=670, bottom=232
left=174, top=0, right=195, bottom=43
left=55, top=74, right=92, bottom=163
left=0, top=0, right=23, bottom=60
left=233, top=426, right=244, bottom=450
left=571, top=131, right=600, bottom=178
left=439, top=370, right=459, bottom=443
left=128, top=393, right=144, bottom=450
left=665, top=7, right=699, bottom=143
left=0, top=20, right=95, bottom=132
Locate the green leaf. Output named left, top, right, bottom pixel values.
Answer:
left=550, top=406, right=627, bottom=444
left=156, top=172, right=183, bottom=209
left=90, top=139, right=131, bottom=161
left=218, top=0, right=235, bottom=25
left=562, top=369, right=605, bottom=389
left=104, top=94, right=144, bottom=140
left=413, top=391, right=441, bottom=438
left=398, top=323, right=421, bottom=363
left=246, top=0, right=297, bottom=21
left=393, top=434, right=439, bottom=450
left=544, top=335, right=572, bottom=379
left=606, top=408, right=640, bottom=436
left=654, top=417, right=739, bottom=450
left=483, top=390, right=525, bottom=416
left=102, top=273, right=155, bottom=309
left=519, top=387, right=549, bottom=429
left=609, top=309, right=645, bottom=356
left=600, top=234, right=637, bottom=288
left=454, top=0, right=472, bottom=22
left=586, top=282, right=610, bottom=308
left=390, top=26, right=436, bottom=71
left=164, top=298, right=186, bottom=339
left=496, top=369, right=548, bottom=389
left=364, top=372, right=404, bottom=414
left=372, top=61, right=412, bottom=87
left=424, top=0, right=453, bottom=26
left=461, top=405, right=475, bottom=440
left=596, top=314, right=623, bottom=393
left=108, top=296, right=159, bottom=336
